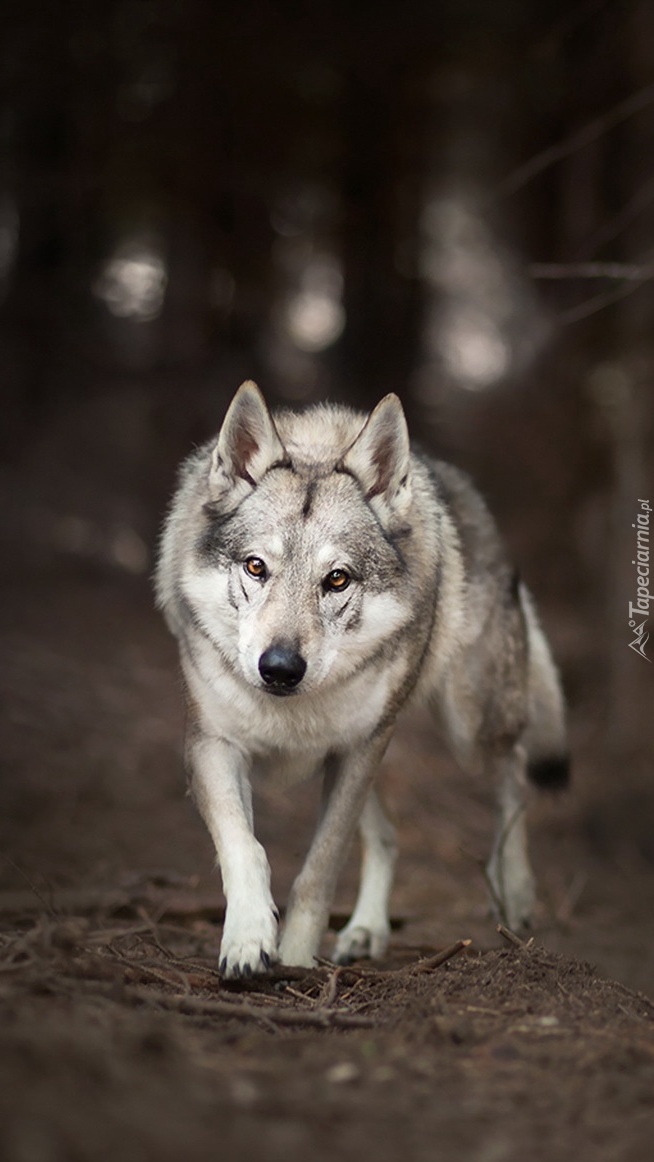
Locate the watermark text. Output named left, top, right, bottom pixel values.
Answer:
left=628, top=499, right=651, bottom=661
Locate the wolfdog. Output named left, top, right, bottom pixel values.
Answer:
left=156, top=381, right=568, bottom=977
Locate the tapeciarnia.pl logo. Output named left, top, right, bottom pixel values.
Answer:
left=628, top=499, right=652, bottom=661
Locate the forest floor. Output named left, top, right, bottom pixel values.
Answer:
left=1, top=564, right=653, bottom=1162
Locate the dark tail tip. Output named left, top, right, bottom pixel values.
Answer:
left=528, top=755, right=571, bottom=792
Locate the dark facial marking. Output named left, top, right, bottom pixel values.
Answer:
left=333, top=596, right=353, bottom=619
left=342, top=606, right=362, bottom=632
left=198, top=506, right=240, bottom=564
left=301, top=479, right=318, bottom=519
left=333, top=462, right=358, bottom=481
left=263, top=457, right=295, bottom=476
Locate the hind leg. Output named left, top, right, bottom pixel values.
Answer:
left=333, top=789, right=397, bottom=963
left=436, top=599, right=534, bottom=930
left=486, top=741, right=535, bottom=930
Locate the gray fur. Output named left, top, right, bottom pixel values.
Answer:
left=155, top=381, right=568, bottom=976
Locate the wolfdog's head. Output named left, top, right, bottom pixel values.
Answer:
left=182, top=382, right=416, bottom=697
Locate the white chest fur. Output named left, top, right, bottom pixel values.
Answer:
left=182, top=630, right=407, bottom=784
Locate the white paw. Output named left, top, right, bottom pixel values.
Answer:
left=333, top=922, right=390, bottom=964
left=487, top=859, right=536, bottom=931
left=219, top=900, right=279, bottom=979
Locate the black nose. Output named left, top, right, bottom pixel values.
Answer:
left=258, top=644, right=307, bottom=691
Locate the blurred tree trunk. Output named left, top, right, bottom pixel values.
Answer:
left=339, top=65, right=423, bottom=408
left=0, top=17, right=70, bottom=445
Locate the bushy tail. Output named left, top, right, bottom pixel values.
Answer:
left=520, top=586, right=570, bottom=791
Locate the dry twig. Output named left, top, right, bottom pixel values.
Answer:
left=412, top=939, right=473, bottom=972
left=319, top=965, right=346, bottom=1007
left=497, top=924, right=534, bottom=951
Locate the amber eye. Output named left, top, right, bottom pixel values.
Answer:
left=244, top=557, right=267, bottom=580
left=323, top=569, right=350, bottom=593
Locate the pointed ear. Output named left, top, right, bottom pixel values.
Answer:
left=210, top=381, right=286, bottom=500
left=343, top=394, right=412, bottom=522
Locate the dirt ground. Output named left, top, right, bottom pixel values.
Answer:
left=1, top=563, right=654, bottom=1162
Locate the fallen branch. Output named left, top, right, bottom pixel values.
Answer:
left=314, top=940, right=473, bottom=980
left=66, top=979, right=375, bottom=1029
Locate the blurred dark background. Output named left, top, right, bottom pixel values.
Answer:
left=0, top=0, right=653, bottom=965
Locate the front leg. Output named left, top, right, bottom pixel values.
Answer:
left=333, top=788, right=397, bottom=963
left=189, top=734, right=278, bottom=978
left=279, top=731, right=392, bottom=967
